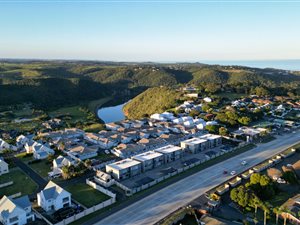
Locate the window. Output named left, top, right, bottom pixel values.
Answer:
left=62, top=197, right=69, bottom=202
left=9, top=216, right=18, bottom=223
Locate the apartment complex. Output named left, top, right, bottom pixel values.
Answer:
left=106, top=159, right=142, bottom=180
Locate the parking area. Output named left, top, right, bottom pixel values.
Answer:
left=121, top=145, right=230, bottom=189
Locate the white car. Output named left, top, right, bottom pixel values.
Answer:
left=230, top=171, right=236, bottom=176
left=241, top=160, right=247, bottom=166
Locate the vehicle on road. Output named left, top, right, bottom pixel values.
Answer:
left=230, top=171, right=236, bottom=176
left=223, top=170, right=228, bottom=175
left=241, top=160, right=247, bottom=166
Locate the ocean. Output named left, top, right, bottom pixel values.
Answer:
left=201, top=59, right=300, bottom=71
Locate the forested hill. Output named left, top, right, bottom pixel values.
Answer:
left=0, top=60, right=299, bottom=110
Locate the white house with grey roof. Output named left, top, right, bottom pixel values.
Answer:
left=37, top=181, right=71, bottom=212
left=0, top=158, right=9, bottom=175
left=25, top=141, right=55, bottom=160
left=0, top=195, right=35, bottom=225
left=0, top=138, right=11, bottom=153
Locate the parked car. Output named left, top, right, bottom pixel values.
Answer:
left=241, top=160, right=247, bottom=166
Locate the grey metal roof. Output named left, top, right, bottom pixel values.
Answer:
left=42, top=186, right=56, bottom=200
left=13, top=195, right=31, bottom=209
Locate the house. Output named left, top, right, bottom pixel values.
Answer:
left=232, top=127, right=266, bottom=141
left=199, top=134, right=222, bottom=148
left=106, top=159, right=142, bottom=180
left=0, top=158, right=9, bottom=175
left=154, top=145, right=183, bottom=163
left=0, top=195, right=35, bottom=225
left=105, top=122, right=121, bottom=131
left=0, top=139, right=10, bottom=152
left=183, top=86, right=197, bottom=92
left=203, top=97, right=212, bottom=103
left=150, top=112, right=175, bottom=121
left=53, top=155, right=76, bottom=169
left=84, top=133, right=117, bottom=149
left=15, top=135, right=29, bottom=149
left=37, top=181, right=71, bottom=212
left=67, top=145, right=98, bottom=161
left=30, top=142, right=54, bottom=160
left=112, top=143, right=145, bottom=158
left=158, top=133, right=184, bottom=145
left=181, top=137, right=208, bottom=153
left=137, top=138, right=166, bottom=150
left=132, top=151, right=164, bottom=172
left=25, top=141, right=55, bottom=160
left=184, top=93, right=199, bottom=98
left=94, top=170, right=114, bottom=187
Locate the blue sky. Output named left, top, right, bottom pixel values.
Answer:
left=0, top=1, right=300, bottom=61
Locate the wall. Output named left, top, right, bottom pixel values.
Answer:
left=0, top=181, right=13, bottom=188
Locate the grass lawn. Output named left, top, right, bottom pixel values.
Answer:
left=49, top=106, right=88, bottom=122
left=87, top=97, right=112, bottom=112
left=92, top=153, right=118, bottom=162
left=16, top=152, right=33, bottom=163
left=28, top=160, right=52, bottom=178
left=0, top=168, right=38, bottom=197
left=16, top=153, right=51, bottom=177
left=65, top=183, right=110, bottom=208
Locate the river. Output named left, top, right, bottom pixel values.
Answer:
left=97, top=101, right=128, bottom=123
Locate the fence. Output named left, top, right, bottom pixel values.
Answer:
left=86, top=178, right=116, bottom=199
left=0, top=181, right=13, bottom=189
left=8, top=192, right=21, bottom=198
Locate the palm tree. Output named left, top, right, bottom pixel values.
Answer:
left=273, top=207, right=282, bottom=225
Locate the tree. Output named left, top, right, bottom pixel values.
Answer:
left=219, top=127, right=228, bottom=136
left=85, top=159, right=92, bottom=167
left=205, top=125, right=219, bottom=134
left=250, top=173, right=261, bottom=185
left=273, top=207, right=282, bottom=225
left=238, top=116, right=251, bottom=126
left=47, top=154, right=55, bottom=163
left=259, top=175, right=271, bottom=186
left=189, top=109, right=200, bottom=117
left=62, top=165, right=71, bottom=179
left=252, top=87, right=270, bottom=96
left=230, top=185, right=249, bottom=208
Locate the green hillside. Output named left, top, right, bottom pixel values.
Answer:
left=0, top=61, right=300, bottom=112
left=123, top=87, right=182, bottom=119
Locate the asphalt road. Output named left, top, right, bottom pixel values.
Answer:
left=95, top=132, right=300, bottom=225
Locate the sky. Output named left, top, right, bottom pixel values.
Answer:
left=0, top=0, right=300, bottom=62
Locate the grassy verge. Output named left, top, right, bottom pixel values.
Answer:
left=0, top=168, right=38, bottom=197
left=65, top=183, right=111, bottom=208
